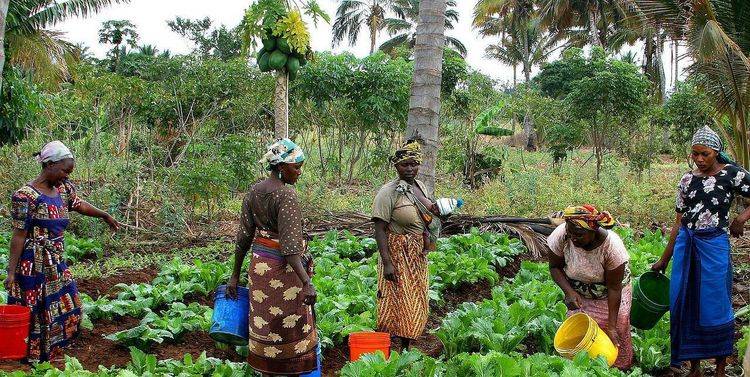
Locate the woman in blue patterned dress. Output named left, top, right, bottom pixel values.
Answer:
left=3, top=141, right=119, bottom=362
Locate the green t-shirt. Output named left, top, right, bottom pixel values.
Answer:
left=371, top=179, right=428, bottom=235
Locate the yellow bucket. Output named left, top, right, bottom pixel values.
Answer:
left=553, top=312, right=618, bottom=366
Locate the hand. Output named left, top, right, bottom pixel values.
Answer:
left=226, top=275, right=239, bottom=299
left=383, top=262, right=397, bottom=282
left=3, top=275, right=15, bottom=291
left=104, top=215, right=120, bottom=232
left=651, top=259, right=669, bottom=273
left=730, top=218, right=746, bottom=238
left=605, top=326, right=620, bottom=348
left=302, top=283, right=317, bottom=306
left=563, top=291, right=583, bottom=310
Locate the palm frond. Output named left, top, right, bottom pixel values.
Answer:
left=9, top=0, right=129, bottom=34
left=6, top=29, right=78, bottom=87
left=446, top=36, right=467, bottom=57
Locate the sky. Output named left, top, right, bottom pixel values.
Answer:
left=56, top=0, right=685, bottom=87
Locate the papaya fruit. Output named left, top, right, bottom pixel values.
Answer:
left=257, top=47, right=266, bottom=59
left=277, top=38, right=291, bottom=54
left=269, top=50, right=288, bottom=70
left=288, top=68, right=298, bottom=81
left=258, top=52, right=271, bottom=72
left=261, top=36, right=276, bottom=51
left=286, top=56, right=300, bottom=76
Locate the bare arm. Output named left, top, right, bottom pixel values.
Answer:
left=3, top=229, right=27, bottom=290
left=374, top=219, right=396, bottom=281
left=73, top=200, right=119, bottom=231
left=653, top=213, right=682, bottom=272
left=228, top=196, right=255, bottom=298
left=604, top=263, right=626, bottom=346
left=285, top=254, right=316, bottom=305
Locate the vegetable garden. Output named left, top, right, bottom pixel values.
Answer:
left=2, top=227, right=739, bottom=376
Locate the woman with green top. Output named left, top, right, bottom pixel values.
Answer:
left=371, top=140, right=441, bottom=351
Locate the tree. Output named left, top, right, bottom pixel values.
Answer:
left=538, top=0, right=629, bottom=48
left=0, top=0, right=8, bottom=91
left=561, top=47, right=650, bottom=178
left=332, top=0, right=397, bottom=54
left=241, top=0, right=328, bottom=138
left=625, top=0, right=750, bottom=168
left=4, top=0, right=127, bottom=86
left=405, top=0, right=446, bottom=194
left=379, top=0, right=465, bottom=56
left=664, top=81, right=715, bottom=155
left=168, top=17, right=241, bottom=60
left=98, top=19, right=139, bottom=72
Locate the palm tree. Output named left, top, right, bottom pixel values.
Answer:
left=405, top=0, right=446, bottom=194
left=136, top=44, right=158, bottom=56
left=379, top=0, right=466, bottom=56
left=332, top=0, right=397, bottom=54
left=624, top=0, right=750, bottom=167
left=537, top=0, right=629, bottom=48
left=3, top=0, right=128, bottom=86
left=486, top=19, right=560, bottom=83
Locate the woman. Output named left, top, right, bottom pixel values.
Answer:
left=372, top=140, right=440, bottom=351
left=547, top=205, right=633, bottom=369
left=227, top=138, right=317, bottom=376
left=652, top=126, right=750, bottom=377
left=3, top=141, right=119, bottom=363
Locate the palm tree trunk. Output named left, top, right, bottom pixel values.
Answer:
left=588, top=6, right=603, bottom=48
left=0, top=0, right=8, bottom=91
left=405, top=0, right=447, bottom=195
left=274, top=72, right=289, bottom=139
left=369, top=15, right=378, bottom=54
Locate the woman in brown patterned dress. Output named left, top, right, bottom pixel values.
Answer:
left=372, top=141, right=439, bottom=351
left=226, top=139, right=317, bottom=376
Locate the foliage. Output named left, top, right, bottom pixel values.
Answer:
left=0, top=68, right=47, bottom=145
left=167, top=17, right=241, bottom=60
left=340, top=349, right=649, bottom=377
left=106, top=302, right=212, bottom=349
left=64, top=235, right=103, bottom=262
left=379, top=0, right=466, bottom=57
left=663, top=81, right=715, bottom=156
left=537, top=47, right=651, bottom=178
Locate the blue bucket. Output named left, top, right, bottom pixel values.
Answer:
left=300, top=343, right=322, bottom=377
left=209, top=285, right=249, bottom=346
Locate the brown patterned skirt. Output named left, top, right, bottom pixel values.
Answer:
left=247, top=237, right=318, bottom=375
left=376, top=232, right=429, bottom=340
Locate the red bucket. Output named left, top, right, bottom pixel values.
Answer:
left=348, top=331, right=391, bottom=361
left=0, top=305, right=31, bottom=360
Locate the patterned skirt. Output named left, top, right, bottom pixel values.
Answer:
left=568, top=285, right=634, bottom=369
left=8, top=235, right=82, bottom=362
left=247, top=237, right=318, bottom=375
left=376, top=232, right=429, bottom=340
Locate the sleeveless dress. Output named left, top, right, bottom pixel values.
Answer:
left=8, top=181, right=83, bottom=362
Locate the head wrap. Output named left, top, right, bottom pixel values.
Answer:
left=562, top=205, right=616, bottom=230
left=259, top=138, right=305, bottom=168
left=36, top=141, right=74, bottom=164
left=390, top=140, right=423, bottom=165
left=691, top=125, right=735, bottom=165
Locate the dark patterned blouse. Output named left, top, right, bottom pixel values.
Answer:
left=675, top=164, right=750, bottom=232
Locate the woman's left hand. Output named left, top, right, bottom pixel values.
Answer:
left=730, top=218, right=745, bottom=238
left=104, top=215, right=120, bottom=232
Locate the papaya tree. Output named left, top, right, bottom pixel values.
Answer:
left=240, top=0, right=329, bottom=139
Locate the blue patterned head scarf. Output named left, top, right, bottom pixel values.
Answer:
left=260, top=138, right=305, bottom=169
left=691, top=126, right=734, bottom=164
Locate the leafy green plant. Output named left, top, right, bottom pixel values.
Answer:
left=105, top=325, right=174, bottom=350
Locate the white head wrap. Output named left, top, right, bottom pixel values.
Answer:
left=36, top=141, right=74, bottom=164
